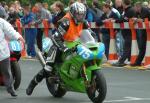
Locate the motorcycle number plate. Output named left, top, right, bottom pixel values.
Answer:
left=9, top=40, right=22, bottom=52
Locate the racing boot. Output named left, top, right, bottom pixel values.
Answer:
left=26, top=69, right=45, bottom=96
left=26, top=66, right=52, bottom=96
left=26, top=79, right=37, bottom=96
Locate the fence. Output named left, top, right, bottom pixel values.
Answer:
left=15, top=18, right=150, bottom=69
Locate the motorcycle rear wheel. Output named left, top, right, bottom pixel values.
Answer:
left=87, top=70, right=107, bottom=103
left=46, top=77, right=66, bottom=98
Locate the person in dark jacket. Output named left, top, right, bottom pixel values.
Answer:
left=113, top=0, right=124, bottom=15
left=91, top=0, right=104, bottom=42
left=50, top=1, right=66, bottom=36
left=96, top=2, right=119, bottom=59
left=113, top=0, right=136, bottom=67
left=51, top=1, right=66, bottom=28
left=113, top=0, right=124, bottom=57
left=130, top=2, right=150, bottom=66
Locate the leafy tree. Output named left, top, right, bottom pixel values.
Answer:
left=1, top=0, right=149, bottom=7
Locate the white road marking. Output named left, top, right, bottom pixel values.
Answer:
left=104, top=97, right=150, bottom=103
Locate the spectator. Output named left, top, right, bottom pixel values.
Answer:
left=91, top=0, right=104, bottom=42
left=92, top=0, right=103, bottom=20
left=113, top=0, right=136, bottom=67
left=0, top=5, right=8, bottom=20
left=113, top=0, right=124, bottom=57
left=7, top=7, right=19, bottom=27
left=4, top=5, right=9, bottom=13
left=1, top=1, right=7, bottom=8
left=50, top=1, right=66, bottom=36
left=32, top=6, right=38, bottom=14
left=113, top=0, right=124, bottom=14
left=42, top=2, right=49, bottom=10
left=96, top=2, right=119, bottom=59
left=14, top=0, right=24, bottom=18
left=105, top=0, right=121, bottom=18
left=131, top=2, right=150, bottom=66
left=9, top=1, right=16, bottom=9
left=142, top=1, right=149, bottom=8
left=1, top=1, right=9, bottom=14
left=64, top=0, right=75, bottom=12
left=34, top=2, right=52, bottom=51
left=104, top=0, right=124, bottom=58
left=21, top=4, right=37, bottom=58
left=51, top=1, right=65, bottom=27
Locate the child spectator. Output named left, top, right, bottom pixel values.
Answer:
left=7, top=7, right=19, bottom=27
left=21, top=4, right=37, bottom=58
left=34, top=3, right=52, bottom=51
left=14, top=0, right=24, bottom=18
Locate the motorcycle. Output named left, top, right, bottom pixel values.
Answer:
left=37, top=30, right=107, bottom=103
left=0, top=40, right=22, bottom=90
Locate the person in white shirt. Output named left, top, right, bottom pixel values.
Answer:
left=0, top=6, right=24, bottom=97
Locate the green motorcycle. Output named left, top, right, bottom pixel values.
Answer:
left=37, top=30, right=107, bottom=103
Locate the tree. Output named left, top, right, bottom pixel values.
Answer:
left=1, top=0, right=149, bottom=7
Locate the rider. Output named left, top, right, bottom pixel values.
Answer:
left=26, top=2, right=96, bottom=95
left=0, top=6, right=24, bottom=97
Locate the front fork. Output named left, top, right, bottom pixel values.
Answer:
left=82, top=60, right=100, bottom=88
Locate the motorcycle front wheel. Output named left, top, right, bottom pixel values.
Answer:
left=46, top=77, right=66, bottom=98
left=87, top=70, right=107, bottom=103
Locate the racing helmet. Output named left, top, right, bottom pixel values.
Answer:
left=69, top=2, right=86, bottom=24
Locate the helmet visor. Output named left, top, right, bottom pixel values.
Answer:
left=74, top=12, right=85, bottom=22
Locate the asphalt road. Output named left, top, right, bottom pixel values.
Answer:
left=0, top=59, right=150, bottom=103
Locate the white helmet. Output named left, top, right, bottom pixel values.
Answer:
left=69, top=2, right=86, bottom=24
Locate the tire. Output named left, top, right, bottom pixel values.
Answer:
left=87, top=70, right=107, bottom=103
left=46, top=78, right=66, bottom=98
left=11, top=61, right=21, bottom=90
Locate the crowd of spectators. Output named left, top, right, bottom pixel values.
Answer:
left=0, top=0, right=150, bottom=67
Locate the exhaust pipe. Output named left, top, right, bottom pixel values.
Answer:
left=35, top=47, right=52, bottom=72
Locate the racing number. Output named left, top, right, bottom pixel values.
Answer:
left=11, top=42, right=20, bottom=51
left=79, top=49, right=90, bottom=59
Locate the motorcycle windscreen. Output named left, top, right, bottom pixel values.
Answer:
left=79, top=30, right=96, bottom=45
